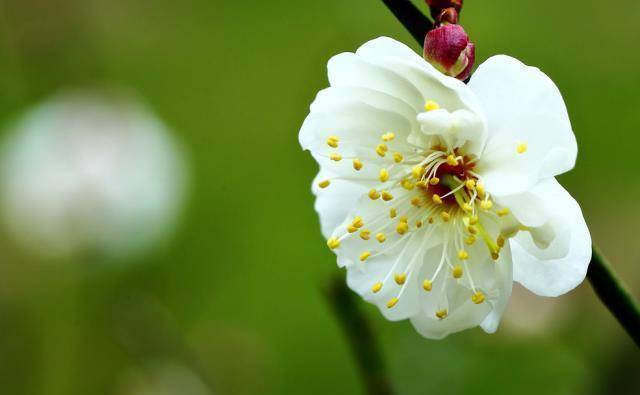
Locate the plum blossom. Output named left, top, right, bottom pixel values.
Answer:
left=299, top=37, right=591, bottom=338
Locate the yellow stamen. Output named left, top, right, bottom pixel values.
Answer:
left=432, top=194, right=443, bottom=205
left=376, top=143, right=388, bottom=157
left=462, top=203, right=473, bottom=212
left=326, top=135, right=339, bottom=148
left=446, top=154, right=458, bottom=166
left=369, top=189, right=380, bottom=200
left=372, top=282, right=383, bottom=293
left=327, top=237, right=340, bottom=249
left=467, top=225, right=478, bottom=234
left=393, top=152, right=404, bottom=163
left=389, top=208, right=397, bottom=218
left=441, top=211, right=450, bottom=222
left=428, top=216, right=434, bottom=224
left=497, top=208, right=510, bottom=217
left=360, top=229, right=371, bottom=240
left=376, top=233, right=386, bottom=243
left=422, top=279, right=432, bottom=292
left=429, top=177, right=440, bottom=185
left=330, top=153, right=342, bottom=162
left=352, top=216, right=364, bottom=228
left=318, top=179, right=330, bottom=189
left=381, top=191, right=394, bottom=201
left=401, top=179, right=415, bottom=190
left=379, top=168, right=389, bottom=182
left=491, top=252, right=500, bottom=261
left=497, top=234, right=505, bottom=248
left=435, top=309, right=448, bottom=319
left=452, top=265, right=463, bottom=278
left=424, top=100, right=440, bottom=111
left=480, top=200, right=493, bottom=210
left=465, top=235, right=476, bottom=245
left=347, top=225, right=358, bottom=233
left=353, top=158, right=363, bottom=171
left=411, top=197, right=422, bottom=207
left=416, top=220, right=423, bottom=228
left=394, top=273, right=407, bottom=285
left=386, top=297, right=399, bottom=308
left=465, top=179, right=476, bottom=189
left=412, top=165, right=424, bottom=179
left=472, top=291, right=486, bottom=304
left=517, top=142, right=528, bottom=154
left=382, top=132, right=395, bottom=142
left=469, top=215, right=479, bottom=225
left=458, top=250, right=469, bottom=260
left=476, top=183, right=485, bottom=197
left=396, top=221, right=409, bottom=235
left=359, top=251, right=371, bottom=262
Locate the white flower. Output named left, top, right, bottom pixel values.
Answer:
left=0, top=90, right=188, bottom=260
left=299, top=37, right=591, bottom=339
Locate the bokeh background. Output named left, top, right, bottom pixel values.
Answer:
left=1, top=0, right=639, bottom=394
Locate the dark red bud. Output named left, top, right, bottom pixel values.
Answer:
left=425, top=0, right=463, bottom=20
left=438, top=7, right=458, bottom=25
left=423, top=24, right=475, bottom=80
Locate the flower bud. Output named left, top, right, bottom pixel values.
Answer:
left=423, top=24, right=475, bottom=80
left=426, top=0, right=463, bottom=20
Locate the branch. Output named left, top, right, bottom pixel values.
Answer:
left=324, top=275, right=394, bottom=395
left=381, top=0, right=433, bottom=46
left=587, top=246, right=640, bottom=346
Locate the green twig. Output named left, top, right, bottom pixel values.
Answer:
left=324, top=275, right=394, bottom=395
left=588, top=247, right=640, bottom=346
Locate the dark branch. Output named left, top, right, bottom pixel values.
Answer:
left=324, top=275, right=394, bottom=395
left=587, top=246, right=640, bottom=347
left=381, top=0, right=433, bottom=46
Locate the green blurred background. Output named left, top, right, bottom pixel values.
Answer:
left=0, top=0, right=639, bottom=394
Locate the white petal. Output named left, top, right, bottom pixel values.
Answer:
left=469, top=55, right=577, bottom=196
left=510, top=179, right=592, bottom=297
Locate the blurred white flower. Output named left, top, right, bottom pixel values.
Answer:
left=0, top=90, right=188, bottom=260
left=300, top=37, right=591, bottom=339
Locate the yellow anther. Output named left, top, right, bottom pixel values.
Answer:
left=497, top=208, right=510, bottom=217
left=517, top=142, right=528, bottom=154
left=353, top=158, right=363, bottom=171
left=467, top=225, right=478, bottom=234
left=497, top=234, right=505, bottom=248
left=424, top=100, right=440, bottom=112
left=458, top=250, right=469, bottom=260
left=399, top=216, right=409, bottom=223
left=372, top=282, right=383, bottom=293
left=382, top=132, right=395, bottom=142
left=462, top=203, right=473, bottom=212
left=352, top=216, right=364, bottom=228
left=412, top=165, right=424, bottom=179
left=379, top=168, right=389, bottom=182
left=429, top=177, right=440, bottom=185
left=396, top=221, right=409, bottom=235
left=480, top=200, right=493, bottom=210
left=389, top=208, right=397, bottom=218
left=446, top=154, right=458, bottom=166
left=422, top=279, right=433, bottom=292
left=465, top=179, right=476, bottom=189
left=376, top=143, right=388, bottom=157
left=435, top=309, right=448, bottom=319
left=360, top=251, right=371, bottom=262
left=411, top=197, right=422, bottom=207
left=401, top=179, right=415, bottom=190
left=432, top=194, right=443, bottom=205
left=441, top=211, right=450, bottom=222
left=326, top=135, right=339, bottom=148
left=416, top=220, right=423, bottom=228
left=393, top=152, right=404, bottom=163
left=452, top=265, right=463, bottom=278
left=318, top=179, right=330, bottom=189
left=330, top=153, right=342, bottom=161
left=369, top=189, right=380, bottom=200
left=472, top=291, right=486, bottom=304
left=347, top=225, right=358, bottom=233
left=428, top=216, right=435, bottom=224
left=376, top=233, right=386, bottom=243
left=394, top=273, right=407, bottom=285
left=491, top=252, right=500, bottom=261
left=469, top=215, right=479, bottom=225
left=415, top=180, right=427, bottom=188
left=386, top=297, right=399, bottom=308
left=360, top=229, right=371, bottom=240
left=381, top=191, right=394, bottom=201
left=327, top=237, right=340, bottom=249
left=476, top=183, right=485, bottom=197
left=465, top=235, right=476, bottom=245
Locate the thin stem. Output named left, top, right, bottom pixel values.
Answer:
left=381, top=0, right=433, bottom=45
left=587, top=246, right=640, bottom=347
left=324, top=275, right=394, bottom=395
